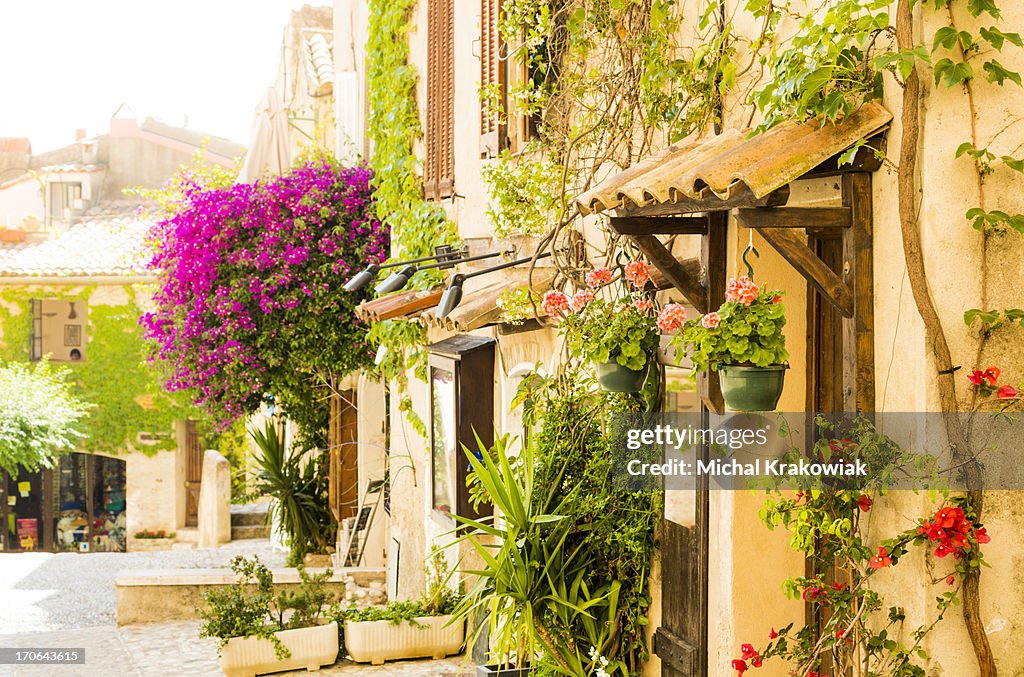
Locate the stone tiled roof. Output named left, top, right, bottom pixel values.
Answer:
left=0, top=216, right=153, bottom=278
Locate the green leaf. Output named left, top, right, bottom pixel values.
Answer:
left=967, top=0, right=1001, bottom=19
left=1000, top=156, right=1024, bottom=172
left=979, top=26, right=1023, bottom=50
left=934, top=58, right=974, bottom=87
left=983, top=59, right=1022, bottom=87
left=933, top=26, right=958, bottom=51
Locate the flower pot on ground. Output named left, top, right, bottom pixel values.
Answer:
left=220, top=622, right=338, bottom=677
left=673, top=276, right=790, bottom=412
left=547, top=262, right=674, bottom=393
left=344, top=614, right=464, bottom=664
left=198, top=556, right=339, bottom=677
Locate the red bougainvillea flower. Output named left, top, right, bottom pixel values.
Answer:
left=997, top=385, right=1018, bottom=399
left=975, top=527, right=991, bottom=544
left=726, top=275, right=760, bottom=305
left=569, top=289, right=594, bottom=313
left=751, top=655, right=763, bottom=668
left=832, top=581, right=847, bottom=591
left=968, top=366, right=1001, bottom=386
left=946, top=575, right=956, bottom=585
left=701, top=311, right=721, bottom=329
left=983, top=366, right=1000, bottom=385
left=857, top=495, right=873, bottom=512
left=633, top=298, right=655, bottom=314
left=967, top=370, right=984, bottom=386
left=732, top=659, right=748, bottom=674
left=740, top=644, right=756, bottom=659
left=541, top=290, right=570, bottom=315
left=802, top=586, right=823, bottom=601
left=624, top=260, right=651, bottom=287
left=585, top=267, right=613, bottom=288
left=769, top=628, right=778, bottom=639
left=934, top=543, right=953, bottom=558
left=657, top=303, right=688, bottom=333
left=869, top=547, right=892, bottom=569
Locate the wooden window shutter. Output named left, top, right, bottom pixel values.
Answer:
left=425, top=0, right=456, bottom=200
left=479, top=0, right=506, bottom=157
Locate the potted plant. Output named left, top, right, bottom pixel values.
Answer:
left=546, top=262, right=666, bottom=392
left=672, top=275, right=789, bottom=411
left=338, top=554, right=464, bottom=664
left=198, top=556, right=339, bottom=677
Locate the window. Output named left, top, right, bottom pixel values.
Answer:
left=428, top=336, right=495, bottom=520
left=424, top=0, right=455, bottom=200
left=30, top=299, right=87, bottom=362
left=479, top=0, right=506, bottom=157
left=48, top=182, right=82, bottom=221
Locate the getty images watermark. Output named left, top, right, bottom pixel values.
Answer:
left=608, top=412, right=1024, bottom=492
left=623, top=423, right=867, bottom=479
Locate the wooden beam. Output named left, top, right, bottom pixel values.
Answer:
left=755, top=226, right=855, bottom=318
left=803, top=134, right=887, bottom=177
left=609, top=215, right=708, bottom=236
left=614, top=184, right=790, bottom=217
left=841, top=172, right=875, bottom=412
left=629, top=234, right=707, bottom=314
left=698, top=211, right=727, bottom=415
left=734, top=207, right=852, bottom=229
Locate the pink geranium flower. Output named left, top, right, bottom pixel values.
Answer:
left=541, top=290, right=570, bottom=315
left=569, top=289, right=594, bottom=312
left=585, top=267, right=613, bottom=288
left=657, top=303, right=687, bottom=333
left=701, top=312, right=721, bottom=329
left=633, top=298, right=654, bottom=314
left=624, top=260, right=651, bottom=288
left=725, top=276, right=760, bottom=306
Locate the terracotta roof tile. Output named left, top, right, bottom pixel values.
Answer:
left=576, top=102, right=892, bottom=215
left=0, top=216, right=152, bottom=278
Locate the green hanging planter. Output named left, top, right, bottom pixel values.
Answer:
left=595, top=360, right=649, bottom=392
left=718, top=364, right=788, bottom=412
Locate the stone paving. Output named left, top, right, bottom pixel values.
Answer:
left=0, top=622, right=471, bottom=676
left=0, top=541, right=472, bottom=676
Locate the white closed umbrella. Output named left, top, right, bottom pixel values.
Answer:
left=238, top=87, right=291, bottom=183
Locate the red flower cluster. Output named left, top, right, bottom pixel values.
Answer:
left=731, top=643, right=763, bottom=674
left=918, top=505, right=990, bottom=560
left=585, top=266, right=613, bottom=288
left=967, top=365, right=1018, bottom=398
left=542, top=290, right=570, bottom=315
left=869, top=546, right=893, bottom=569
left=657, top=303, right=688, bottom=333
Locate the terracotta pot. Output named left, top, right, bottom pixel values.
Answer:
left=0, top=229, right=26, bottom=243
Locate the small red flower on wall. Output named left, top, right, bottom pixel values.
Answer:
left=769, top=628, right=778, bottom=639
left=997, top=385, right=1017, bottom=399
left=732, top=659, right=748, bottom=674
left=869, top=547, right=893, bottom=569
left=857, top=495, right=873, bottom=512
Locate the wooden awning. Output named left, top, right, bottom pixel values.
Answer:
left=418, top=271, right=554, bottom=333
left=354, top=287, right=444, bottom=323
left=576, top=102, right=892, bottom=216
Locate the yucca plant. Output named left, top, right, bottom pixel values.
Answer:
left=450, top=433, right=616, bottom=675
left=250, top=420, right=333, bottom=566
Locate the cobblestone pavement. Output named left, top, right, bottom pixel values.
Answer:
left=0, top=622, right=471, bottom=677
left=0, top=539, right=287, bottom=633
left=0, top=542, right=472, bottom=675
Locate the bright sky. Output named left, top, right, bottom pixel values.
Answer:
left=0, top=0, right=323, bottom=153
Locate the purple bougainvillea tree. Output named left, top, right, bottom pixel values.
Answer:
left=141, top=159, right=388, bottom=430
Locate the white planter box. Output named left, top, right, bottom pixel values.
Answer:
left=220, top=621, right=338, bottom=677
left=345, top=615, right=464, bottom=665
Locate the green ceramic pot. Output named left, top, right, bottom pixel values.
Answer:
left=595, top=360, right=648, bottom=392
left=718, top=364, right=788, bottom=411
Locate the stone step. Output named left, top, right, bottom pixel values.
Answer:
left=230, top=502, right=270, bottom=527
left=231, top=524, right=270, bottom=540
left=175, top=527, right=199, bottom=543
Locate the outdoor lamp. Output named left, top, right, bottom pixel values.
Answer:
left=434, top=250, right=553, bottom=318
left=343, top=264, right=380, bottom=292
left=375, top=265, right=418, bottom=294
left=436, top=275, right=465, bottom=318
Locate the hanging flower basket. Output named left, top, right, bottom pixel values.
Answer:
left=718, top=364, right=789, bottom=412
left=595, top=360, right=649, bottom=392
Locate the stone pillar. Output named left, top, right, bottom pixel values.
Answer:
left=197, top=450, right=231, bottom=548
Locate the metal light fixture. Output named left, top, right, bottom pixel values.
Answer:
left=434, top=251, right=553, bottom=318
left=343, top=264, right=379, bottom=292
left=435, top=275, right=465, bottom=318
left=375, top=265, right=417, bottom=294
left=342, top=245, right=462, bottom=292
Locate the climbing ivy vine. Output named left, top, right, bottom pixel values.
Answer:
left=365, top=0, right=461, bottom=436
left=0, top=286, right=194, bottom=456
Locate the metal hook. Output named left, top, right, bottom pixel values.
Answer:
left=742, top=247, right=760, bottom=281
